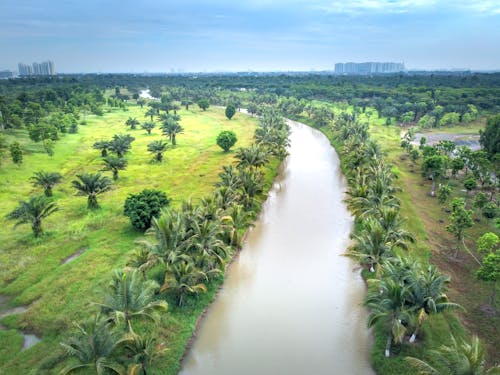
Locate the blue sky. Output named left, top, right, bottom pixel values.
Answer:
left=1, top=0, right=499, bottom=72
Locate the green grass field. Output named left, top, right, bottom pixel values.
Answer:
left=0, top=105, right=277, bottom=374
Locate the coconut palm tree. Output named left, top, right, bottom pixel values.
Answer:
left=6, top=195, right=58, bottom=237
left=185, top=219, right=228, bottom=272
left=30, top=170, right=62, bottom=196
left=147, top=140, right=168, bottom=162
left=378, top=207, right=415, bottom=251
left=161, top=261, right=208, bottom=306
left=347, top=219, right=394, bottom=273
left=366, top=278, right=413, bottom=357
left=95, top=269, right=168, bottom=332
left=72, top=172, right=112, bottom=209
left=123, top=333, right=167, bottom=375
left=59, top=314, right=130, bottom=374
left=405, top=335, right=500, bottom=374
left=235, top=145, right=269, bottom=170
left=214, top=185, right=239, bottom=210
left=141, top=121, right=156, bottom=135
left=125, top=117, right=140, bottom=130
left=238, top=169, right=264, bottom=210
left=161, top=119, right=184, bottom=146
left=216, top=165, right=241, bottom=190
left=406, top=265, right=462, bottom=343
left=102, top=156, right=127, bottom=180
left=221, top=204, right=255, bottom=248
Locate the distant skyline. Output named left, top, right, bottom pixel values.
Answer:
left=1, top=0, right=499, bottom=73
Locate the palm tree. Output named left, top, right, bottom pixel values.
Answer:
left=6, top=195, right=58, bottom=237
left=123, top=333, right=167, bottom=375
left=238, top=169, right=264, bottom=210
left=235, top=145, right=269, bottom=170
left=109, top=134, right=135, bottom=157
left=95, top=269, right=168, bottom=332
left=102, top=156, right=127, bottom=180
left=142, top=121, right=156, bottom=135
left=216, top=165, right=241, bottom=190
left=366, top=278, right=413, bottom=357
left=30, top=170, right=62, bottom=196
left=405, top=335, right=500, bottom=374
left=144, top=108, right=157, bottom=121
left=59, top=314, right=130, bottom=374
left=161, top=118, right=184, bottom=146
left=378, top=207, right=415, bottom=250
left=127, top=248, right=162, bottom=278
left=347, top=219, right=394, bottom=273
left=161, top=261, right=208, bottom=306
left=93, top=140, right=110, bottom=157
left=147, top=140, right=168, bottom=162
left=221, top=204, right=254, bottom=248
left=406, top=264, right=462, bottom=343
left=126, top=117, right=140, bottom=130
left=72, top=172, right=112, bottom=209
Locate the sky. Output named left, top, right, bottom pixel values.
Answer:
left=1, top=0, right=499, bottom=73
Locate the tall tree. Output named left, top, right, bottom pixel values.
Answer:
left=30, top=171, right=62, bottom=196
left=102, top=156, right=128, bottom=180
left=147, top=140, right=168, bottom=162
left=125, top=117, right=140, bottom=130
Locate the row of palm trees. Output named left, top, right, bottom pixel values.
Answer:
left=329, top=111, right=498, bottom=372
left=54, top=107, right=290, bottom=373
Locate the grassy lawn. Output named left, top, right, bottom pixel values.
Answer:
left=0, top=105, right=274, bottom=374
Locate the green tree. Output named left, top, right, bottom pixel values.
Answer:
left=6, top=195, right=58, bottom=237
left=72, top=172, right=113, bottom=209
left=423, top=154, right=445, bottom=196
left=59, top=314, right=130, bottom=375
left=482, top=202, right=498, bottom=220
left=123, top=333, right=167, bottom=375
left=96, top=269, right=168, bottom=332
left=437, top=184, right=451, bottom=204
left=225, top=104, right=236, bottom=120
left=479, top=114, right=500, bottom=158
left=30, top=171, right=62, bottom=196
left=161, top=119, right=184, bottom=146
left=197, top=98, right=210, bottom=111
left=124, top=189, right=170, bottom=231
left=44, top=139, right=55, bottom=157
left=235, top=145, right=269, bottom=170
left=93, top=140, right=110, bottom=157
left=126, top=117, right=140, bottom=130
left=161, top=261, right=208, bottom=306
left=463, top=176, right=477, bottom=194
left=144, top=108, right=157, bottom=121
left=109, top=134, right=135, bottom=157
left=9, top=142, right=22, bottom=165
left=446, top=198, right=474, bottom=257
left=476, top=252, right=499, bottom=306
left=142, top=121, right=156, bottom=135
left=476, top=232, right=499, bottom=254
left=147, top=140, right=168, bottom=162
left=406, top=335, right=500, bottom=375
left=216, top=130, right=237, bottom=152
left=102, top=156, right=128, bottom=180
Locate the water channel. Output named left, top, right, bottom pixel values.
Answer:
left=179, top=120, right=374, bottom=375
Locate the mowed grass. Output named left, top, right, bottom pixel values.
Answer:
left=0, top=105, right=264, bottom=373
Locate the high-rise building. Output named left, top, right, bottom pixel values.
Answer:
left=18, top=61, right=55, bottom=76
left=334, top=62, right=405, bottom=74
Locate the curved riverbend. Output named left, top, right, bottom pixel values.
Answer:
left=179, top=120, right=374, bottom=375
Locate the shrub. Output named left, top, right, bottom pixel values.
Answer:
left=216, top=130, right=238, bottom=152
left=124, top=189, right=170, bottom=230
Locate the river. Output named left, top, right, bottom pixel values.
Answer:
left=179, top=120, right=374, bottom=375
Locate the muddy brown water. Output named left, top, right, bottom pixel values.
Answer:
left=179, top=120, right=374, bottom=375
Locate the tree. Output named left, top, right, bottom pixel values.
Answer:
left=216, top=130, right=237, bottom=152
left=102, top=156, right=128, bottom=180
left=437, top=184, right=451, bottom=204
left=482, top=202, right=498, bottom=220
left=31, top=171, right=62, bottom=196
left=96, top=269, right=168, bottom=332
left=161, top=119, right=184, bottom=146
left=142, top=121, right=156, bottom=135
left=406, top=335, right=500, bottom=375
left=225, top=104, right=236, bottom=120
left=109, top=134, right=135, bottom=157
left=144, top=108, right=157, bottom=121
left=93, top=141, right=110, bottom=157
left=197, top=98, right=209, bottom=111
left=60, top=314, right=130, bottom=375
left=126, top=117, right=140, bottom=130
left=124, top=189, right=170, bottom=231
left=463, top=176, right=477, bottom=194
left=479, top=114, right=500, bottom=158
left=423, top=154, right=445, bottom=196
left=476, top=252, right=499, bottom=306
left=6, top=195, right=58, bottom=237
left=72, top=172, right=113, bottom=209
left=161, top=261, right=208, bottom=306
left=9, top=142, right=22, bottom=165
left=147, top=140, right=168, bottom=162
left=446, top=198, right=474, bottom=257
left=477, top=232, right=499, bottom=254
left=123, top=333, right=167, bottom=375
left=235, top=145, right=269, bottom=170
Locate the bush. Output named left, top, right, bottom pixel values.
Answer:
left=216, top=130, right=238, bottom=152
left=482, top=202, right=498, bottom=220
left=225, top=104, right=236, bottom=120
left=124, top=189, right=170, bottom=230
